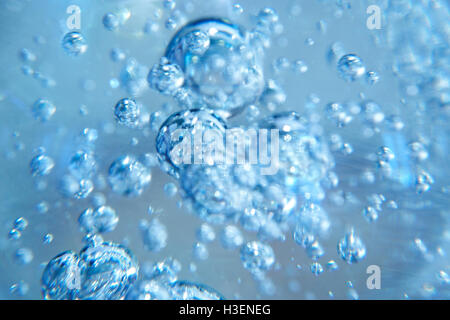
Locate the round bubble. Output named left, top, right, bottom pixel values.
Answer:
left=78, top=206, right=119, bottom=234
left=337, top=54, right=366, bottom=82
left=259, top=111, right=334, bottom=197
left=164, top=18, right=265, bottom=116
left=41, top=251, right=81, bottom=300
left=62, top=31, right=87, bottom=56
left=337, top=230, right=366, bottom=264
left=69, top=150, right=96, bottom=179
left=156, top=108, right=227, bottom=178
left=114, top=98, right=141, bottom=128
left=78, top=242, right=139, bottom=300
left=30, top=153, right=54, bottom=176
left=125, top=280, right=171, bottom=300
left=170, top=281, right=224, bottom=300
left=32, top=99, right=56, bottom=122
left=108, top=155, right=151, bottom=197
left=240, top=241, right=275, bottom=273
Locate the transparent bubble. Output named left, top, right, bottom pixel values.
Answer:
left=78, top=242, right=139, bottom=300
left=114, top=98, right=141, bottom=128
left=183, top=30, right=210, bottom=56
left=19, top=48, right=36, bottom=62
left=41, top=251, right=80, bottom=300
left=43, top=233, right=54, bottom=244
left=144, top=257, right=181, bottom=285
left=30, top=152, right=54, bottom=176
left=193, top=242, right=209, bottom=260
left=15, top=248, right=33, bottom=265
left=363, top=205, right=379, bottom=222
left=196, top=223, right=215, bottom=243
left=120, top=58, right=149, bottom=96
left=61, top=175, right=94, bottom=199
left=366, top=70, right=380, bottom=85
left=125, top=280, right=170, bottom=300
left=156, top=109, right=227, bottom=178
left=10, top=280, right=29, bottom=297
left=181, top=165, right=252, bottom=222
left=293, top=225, right=315, bottom=248
left=337, top=229, right=366, bottom=264
left=62, top=31, right=87, bottom=56
left=240, top=241, right=275, bottom=273
left=306, top=241, right=325, bottom=260
left=110, top=48, right=126, bottom=62
left=259, top=80, right=286, bottom=111
left=36, top=201, right=49, bottom=214
left=32, top=99, right=56, bottom=122
left=377, top=146, right=395, bottom=162
left=293, top=59, right=308, bottom=73
left=240, top=208, right=264, bottom=232
left=170, top=281, right=224, bottom=300
left=310, top=262, right=324, bottom=276
left=164, top=18, right=265, bottom=115
left=108, top=155, right=151, bottom=197
left=258, top=219, right=285, bottom=242
left=260, top=112, right=334, bottom=198
left=232, top=4, right=244, bottom=16
left=69, top=150, right=96, bottom=179
left=164, top=182, right=178, bottom=198
left=148, top=57, right=184, bottom=96
left=103, top=13, right=120, bottom=31
left=140, top=219, right=168, bottom=252
left=220, top=225, right=244, bottom=250
left=256, top=7, right=279, bottom=33
left=83, top=233, right=104, bottom=248
left=8, top=229, right=21, bottom=240
left=326, top=102, right=352, bottom=127
left=337, top=54, right=366, bottom=82
left=326, top=260, right=339, bottom=271
left=14, top=217, right=28, bottom=231
left=78, top=206, right=119, bottom=234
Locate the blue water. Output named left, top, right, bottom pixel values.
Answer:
left=0, top=0, right=449, bottom=300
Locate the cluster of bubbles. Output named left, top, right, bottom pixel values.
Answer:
left=108, top=155, right=151, bottom=197
left=42, top=241, right=138, bottom=300
left=78, top=206, right=119, bottom=234
left=149, top=10, right=365, bottom=291
left=127, top=257, right=224, bottom=300
left=148, top=18, right=265, bottom=118
left=60, top=129, right=98, bottom=199
left=19, top=47, right=56, bottom=88
left=13, top=0, right=446, bottom=300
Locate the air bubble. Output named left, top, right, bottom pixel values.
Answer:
left=240, top=241, right=275, bottom=273
left=337, top=229, right=366, bottom=264
left=310, top=262, right=324, bottom=276
left=78, top=206, right=119, bottom=234
left=62, top=31, right=87, bottom=56
left=337, top=54, right=366, bottom=82
left=32, top=99, right=56, bottom=122
left=114, top=98, right=141, bottom=128
left=103, top=13, right=120, bottom=31
left=30, top=152, right=54, bottom=177
left=148, top=57, right=185, bottom=96
left=140, top=219, right=168, bottom=252
left=163, top=18, right=264, bottom=115
left=221, top=225, right=244, bottom=250
left=108, top=155, right=151, bottom=197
